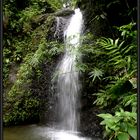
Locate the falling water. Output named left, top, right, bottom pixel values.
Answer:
left=47, top=8, right=91, bottom=140
left=56, top=8, right=83, bottom=131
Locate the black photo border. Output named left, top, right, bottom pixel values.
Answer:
left=137, top=0, right=140, bottom=139
left=0, top=0, right=3, bottom=139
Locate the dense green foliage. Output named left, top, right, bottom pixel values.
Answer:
left=78, top=22, right=137, bottom=139
left=98, top=109, right=136, bottom=140
left=3, top=0, right=64, bottom=125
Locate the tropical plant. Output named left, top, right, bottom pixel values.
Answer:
left=116, top=92, right=137, bottom=112
left=116, top=22, right=136, bottom=39
left=93, top=22, right=137, bottom=140
left=96, top=37, right=136, bottom=74
left=89, top=67, right=103, bottom=82
left=98, top=109, right=137, bottom=140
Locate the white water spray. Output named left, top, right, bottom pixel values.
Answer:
left=57, top=8, right=83, bottom=131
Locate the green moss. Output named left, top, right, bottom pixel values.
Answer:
left=46, top=0, right=63, bottom=10
left=4, top=38, right=47, bottom=125
left=3, top=14, right=64, bottom=126
left=4, top=92, right=40, bottom=125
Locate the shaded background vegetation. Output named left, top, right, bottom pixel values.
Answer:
left=3, top=0, right=137, bottom=140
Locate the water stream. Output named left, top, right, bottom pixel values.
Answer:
left=47, top=8, right=91, bottom=140
left=56, top=8, right=83, bottom=131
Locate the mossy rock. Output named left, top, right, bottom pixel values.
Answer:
left=3, top=14, right=62, bottom=126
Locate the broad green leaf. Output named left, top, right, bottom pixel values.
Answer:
left=97, top=113, right=113, bottom=119
left=110, top=124, right=120, bottom=131
left=121, top=122, right=128, bottom=132
left=128, top=125, right=137, bottom=140
left=117, top=132, right=130, bottom=140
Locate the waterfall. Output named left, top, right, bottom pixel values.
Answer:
left=56, top=8, right=83, bottom=131
left=47, top=8, right=91, bottom=140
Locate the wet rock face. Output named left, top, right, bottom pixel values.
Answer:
left=78, top=0, right=136, bottom=37
left=54, top=9, right=75, bottom=17
left=53, top=15, right=73, bottom=42
left=30, top=58, right=61, bottom=125
left=80, top=107, right=103, bottom=139
left=78, top=0, right=111, bottom=37
left=53, top=16, right=68, bottom=42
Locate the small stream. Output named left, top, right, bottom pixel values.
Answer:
left=4, top=124, right=95, bottom=140
left=4, top=124, right=51, bottom=140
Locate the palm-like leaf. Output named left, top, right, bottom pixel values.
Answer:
left=89, top=67, right=103, bottom=82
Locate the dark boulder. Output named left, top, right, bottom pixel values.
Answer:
left=54, top=9, right=75, bottom=17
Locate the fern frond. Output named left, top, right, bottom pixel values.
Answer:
left=109, top=55, right=122, bottom=62
left=118, top=41, right=125, bottom=49
left=114, top=38, right=119, bottom=47
left=123, top=45, right=136, bottom=55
